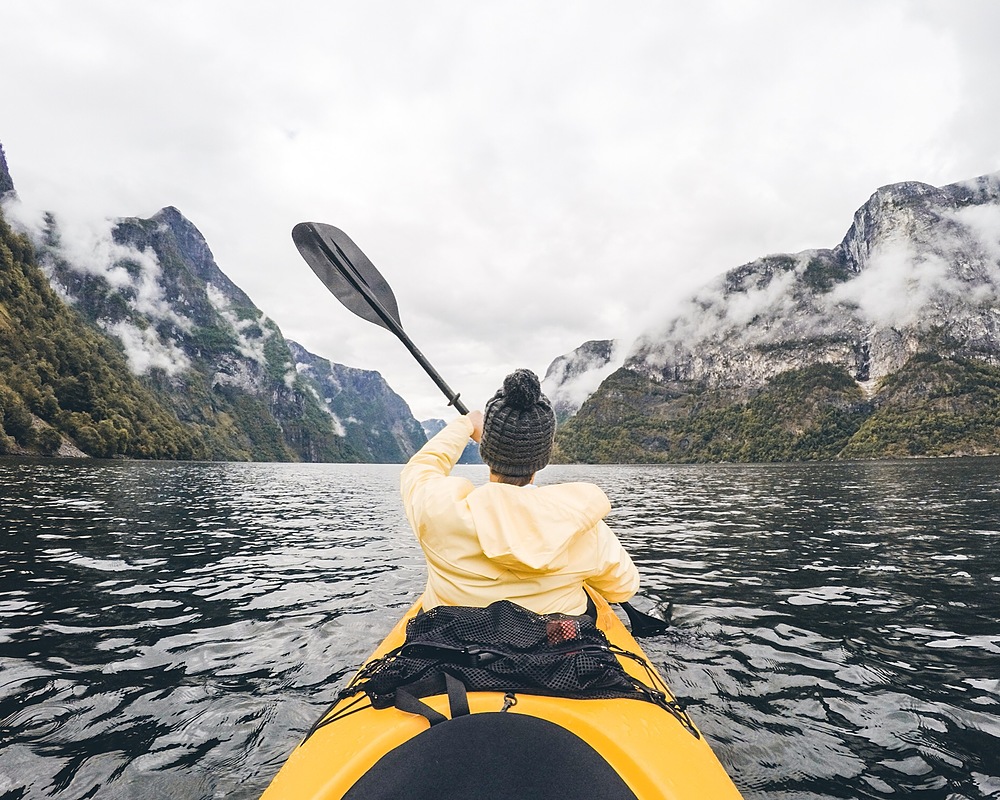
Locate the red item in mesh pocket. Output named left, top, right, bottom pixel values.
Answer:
left=546, top=618, right=580, bottom=646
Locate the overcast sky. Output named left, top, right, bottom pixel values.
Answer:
left=3, top=1, right=999, bottom=420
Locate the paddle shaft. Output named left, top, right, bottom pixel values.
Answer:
left=303, top=225, right=468, bottom=414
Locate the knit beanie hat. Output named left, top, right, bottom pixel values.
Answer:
left=479, top=369, right=556, bottom=477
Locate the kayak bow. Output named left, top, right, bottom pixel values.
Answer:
left=261, top=592, right=743, bottom=799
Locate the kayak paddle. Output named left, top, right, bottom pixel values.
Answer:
left=620, top=598, right=672, bottom=637
left=291, top=222, right=670, bottom=636
left=292, top=222, right=468, bottom=414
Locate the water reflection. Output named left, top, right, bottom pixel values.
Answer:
left=1, top=457, right=999, bottom=798
left=547, top=459, right=1000, bottom=799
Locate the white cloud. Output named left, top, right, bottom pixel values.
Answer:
left=2, top=194, right=198, bottom=376
left=722, top=268, right=801, bottom=333
left=1, top=194, right=47, bottom=241
left=825, top=198, right=1000, bottom=331
left=5, top=197, right=194, bottom=331
left=300, top=383, right=346, bottom=436
left=205, top=283, right=270, bottom=365
left=541, top=340, right=626, bottom=415
left=635, top=259, right=812, bottom=363
left=100, top=320, right=190, bottom=377
left=327, top=411, right=347, bottom=438
left=2, top=1, right=998, bottom=418
left=948, top=202, right=1000, bottom=275
left=828, top=243, right=956, bottom=329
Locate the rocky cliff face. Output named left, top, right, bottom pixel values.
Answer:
left=0, top=144, right=14, bottom=197
left=555, top=172, right=1000, bottom=462
left=629, top=173, right=1000, bottom=394
left=5, top=178, right=424, bottom=461
left=289, top=341, right=426, bottom=462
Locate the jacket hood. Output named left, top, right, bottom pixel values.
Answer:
left=465, top=482, right=612, bottom=572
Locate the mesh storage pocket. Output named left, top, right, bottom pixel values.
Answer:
left=343, top=600, right=651, bottom=707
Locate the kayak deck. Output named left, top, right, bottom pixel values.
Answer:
left=261, top=593, right=744, bottom=799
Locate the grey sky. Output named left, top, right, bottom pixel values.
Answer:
left=3, top=0, right=999, bottom=419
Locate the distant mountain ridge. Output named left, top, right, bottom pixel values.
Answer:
left=7, top=138, right=1000, bottom=463
left=554, top=171, right=1000, bottom=462
left=0, top=143, right=426, bottom=461
left=291, top=341, right=426, bottom=462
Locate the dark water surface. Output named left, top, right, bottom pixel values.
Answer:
left=1, top=457, right=998, bottom=799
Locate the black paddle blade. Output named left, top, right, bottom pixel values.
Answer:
left=620, top=601, right=672, bottom=638
left=292, top=222, right=402, bottom=332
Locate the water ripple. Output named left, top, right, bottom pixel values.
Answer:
left=2, top=458, right=999, bottom=798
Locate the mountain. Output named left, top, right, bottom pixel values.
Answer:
left=541, top=339, right=623, bottom=422
left=0, top=144, right=13, bottom=196
left=420, top=418, right=483, bottom=464
left=0, top=144, right=425, bottom=461
left=556, top=172, right=1000, bottom=462
left=290, top=341, right=426, bottom=462
left=1, top=209, right=206, bottom=458
left=31, top=205, right=355, bottom=461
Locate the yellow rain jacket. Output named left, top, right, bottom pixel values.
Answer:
left=401, top=415, right=640, bottom=616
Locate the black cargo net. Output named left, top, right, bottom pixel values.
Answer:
left=310, top=600, right=697, bottom=739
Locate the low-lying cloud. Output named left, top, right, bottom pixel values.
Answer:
left=205, top=282, right=272, bottom=366
left=632, top=176, right=1000, bottom=384
left=541, top=340, right=626, bottom=417
left=99, top=319, right=190, bottom=377
left=3, top=195, right=193, bottom=377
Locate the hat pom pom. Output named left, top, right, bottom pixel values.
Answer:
left=503, top=369, right=542, bottom=410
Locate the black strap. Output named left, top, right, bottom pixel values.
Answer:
left=395, top=687, right=448, bottom=726
left=401, top=641, right=503, bottom=667
left=446, top=672, right=470, bottom=718
left=394, top=672, right=471, bottom=726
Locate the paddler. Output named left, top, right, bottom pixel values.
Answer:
left=400, top=367, right=639, bottom=616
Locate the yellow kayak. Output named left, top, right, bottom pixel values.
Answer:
left=261, top=592, right=744, bottom=799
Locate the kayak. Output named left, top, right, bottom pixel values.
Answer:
left=260, top=591, right=744, bottom=799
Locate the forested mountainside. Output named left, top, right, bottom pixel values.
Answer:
left=0, top=143, right=424, bottom=461
left=0, top=209, right=205, bottom=458
left=554, top=172, right=1000, bottom=462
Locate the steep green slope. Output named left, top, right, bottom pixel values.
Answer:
left=555, top=355, right=1000, bottom=463
left=38, top=208, right=363, bottom=462
left=0, top=213, right=205, bottom=458
left=841, top=354, right=1000, bottom=458
left=554, top=363, right=869, bottom=463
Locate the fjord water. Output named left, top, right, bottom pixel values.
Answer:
left=1, top=458, right=998, bottom=799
